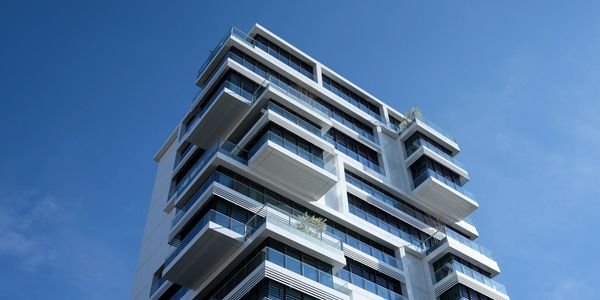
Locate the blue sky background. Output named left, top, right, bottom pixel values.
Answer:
left=1, top=1, right=599, bottom=299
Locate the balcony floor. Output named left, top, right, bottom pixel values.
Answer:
left=186, top=90, right=252, bottom=148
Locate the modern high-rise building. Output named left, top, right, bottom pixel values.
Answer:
left=132, top=24, right=508, bottom=300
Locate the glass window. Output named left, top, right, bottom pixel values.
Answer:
left=302, top=263, right=318, bottom=282
left=285, top=289, right=301, bottom=300
left=267, top=280, right=285, bottom=300
left=267, top=248, right=285, bottom=267
left=286, top=255, right=302, bottom=275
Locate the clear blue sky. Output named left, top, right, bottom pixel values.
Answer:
left=1, top=1, right=599, bottom=299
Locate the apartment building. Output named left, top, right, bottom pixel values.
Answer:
left=131, top=24, right=508, bottom=300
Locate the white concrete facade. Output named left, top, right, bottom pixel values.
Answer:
left=132, top=24, right=508, bottom=300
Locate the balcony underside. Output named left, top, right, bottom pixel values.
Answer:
left=186, top=90, right=252, bottom=148
left=413, top=177, right=478, bottom=222
left=248, top=141, right=337, bottom=200
left=163, top=222, right=244, bottom=288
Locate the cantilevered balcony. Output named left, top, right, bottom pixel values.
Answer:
left=336, top=269, right=407, bottom=300
left=426, top=228, right=500, bottom=276
left=266, top=101, right=325, bottom=141
left=248, top=131, right=337, bottom=200
left=405, top=137, right=469, bottom=180
left=432, top=260, right=509, bottom=300
left=168, top=140, right=248, bottom=209
left=162, top=209, right=248, bottom=288
left=247, top=203, right=346, bottom=269
left=209, top=247, right=347, bottom=300
left=150, top=282, right=189, bottom=300
left=166, top=202, right=347, bottom=298
left=266, top=76, right=333, bottom=124
left=196, top=27, right=316, bottom=86
left=347, top=200, right=429, bottom=252
left=411, top=159, right=478, bottom=222
left=393, top=115, right=460, bottom=155
left=340, top=237, right=404, bottom=274
left=222, top=47, right=378, bottom=145
left=179, top=78, right=265, bottom=148
left=255, top=102, right=334, bottom=154
left=170, top=184, right=347, bottom=279
left=168, top=167, right=345, bottom=287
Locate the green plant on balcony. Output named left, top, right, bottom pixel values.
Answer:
left=294, top=213, right=328, bottom=239
left=398, top=107, right=422, bottom=131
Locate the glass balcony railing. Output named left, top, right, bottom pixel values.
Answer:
left=230, top=28, right=315, bottom=80
left=345, top=172, right=440, bottom=228
left=405, top=139, right=465, bottom=169
left=227, top=48, right=376, bottom=143
left=254, top=43, right=315, bottom=81
left=344, top=236, right=403, bottom=270
left=169, top=167, right=345, bottom=266
left=211, top=247, right=333, bottom=300
left=199, top=50, right=268, bottom=99
left=210, top=247, right=266, bottom=300
left=165, top=210, right=247, bottom=267
left=247, top=202, right=343, bottom=252
left=413, top=169, right=476, bottom=200
left=267, top=77, right=378, bottom=144
left=248, top=131, right=336, bottom=174
left=348, top=204, right=428, bottom=252
left=196, top=29, right=233, bottom=79
left=336, top=269, right=406, bottom=300
left=171, top=287, right=189, bottom=300
left=194, top=52, right=238, bottom=99
left=444, top=228, right=495, bottom=260
left=433, top=261, right=507, bottom=295
left=197, top=27, right=315, bottom=81
left=181, top=80, right=262, bottom=138
left=171, top=141, right=220, bottom=200
left=385, top=121, right=401, bottom=133
left=332, top=141, right=384, bottom=175
left=179, top=168, right=343, bottom=252
left=333, top=114, right=378, bottom=144
left=416, top=117, right=456, bottom=142
left=174, top=144, right=196, bottom=170
left=149, top=277, right=168, bottom=297
left=462, top=216, right=475, bottom=226
left=225, top=49, right=379, bottom=146
left=171, top=141, right=250, bottom=226
left=322, top=82, right=383, bottom=122
left=196, top=29, right=380, bottom=148
left=390, top=115, right=456, bottom=143
left=171, top=139, right=250, bottom=202
left=267, top=75, right=332, bottom=118
left=266, top=247, right=334, bottom=287
left=266, top=101, right=322, bottom=137
left=197, top=27, right=385, bottom=124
